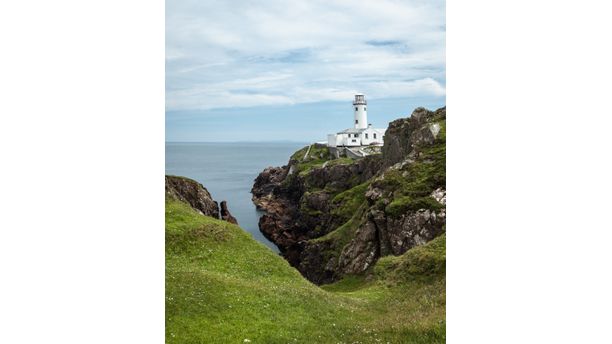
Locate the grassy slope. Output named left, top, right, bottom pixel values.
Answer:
left=289, top=144, right=361, bottom=176
left=166, top=198, right=445, bottom=343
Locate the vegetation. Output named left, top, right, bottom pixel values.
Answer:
left=310, top=201, right=368, bottom=262
left=166, top=198, right=445, bottom=343
left=330, top=181, right=369, bottom=221
left=375, top=117, right=446, bottom=217
left=288, top=145, right=360, bottom=177
left=325, top=157, right=354, bottom=167
left=373, top=234, right=446, bottom=282
left=385, top=195, right=444, bottom=218
left=290, top=144, right=334, bottom=176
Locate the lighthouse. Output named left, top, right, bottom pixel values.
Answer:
left=326, top=94, right=386, bottom=150
left=353, top=94, right=367, bottom=129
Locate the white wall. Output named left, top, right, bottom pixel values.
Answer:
left=328, top=130, right=386, bottom=147
left=327, top=134, right=338, bottom=147
left=345, top=133, right=361, bottom=146
left=361, top=128, right=386, bottom=146
left=354, top=104, right=367, bottom=129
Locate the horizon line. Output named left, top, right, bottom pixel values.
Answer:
left=165, top=140, right=313, bottom=144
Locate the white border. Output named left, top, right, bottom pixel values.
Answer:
left=448, top=0, right=612, bottom=342
left=0, top=1, right=165, bottom=343
left=1, top=0, right=612, bottom=342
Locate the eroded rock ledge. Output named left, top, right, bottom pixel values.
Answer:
left=166, top=175, right=237, bottom=224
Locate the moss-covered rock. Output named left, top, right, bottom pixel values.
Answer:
left=165, top=175, right=220, bottom=218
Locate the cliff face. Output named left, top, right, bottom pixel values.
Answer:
left=166, top=175, right=237, bottom=224
left=382, top=106, right=446, bottom=167
left=252, top=107, right=446, bottom=284
left=252, top=149, right=382, bottom=267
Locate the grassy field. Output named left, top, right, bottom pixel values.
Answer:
left=166, top=198, right=445, bottom=343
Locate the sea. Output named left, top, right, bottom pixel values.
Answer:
left=165, top=142, right=307, bottom=252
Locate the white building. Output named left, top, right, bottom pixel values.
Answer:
left=327, top=94, right=386, bottom=147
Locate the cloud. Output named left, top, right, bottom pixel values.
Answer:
left=166, top=0, right=445, bottom=111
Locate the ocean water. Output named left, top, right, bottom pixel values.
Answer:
left=165, top=142, right=307, bottom=252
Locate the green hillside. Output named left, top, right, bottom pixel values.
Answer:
left=166, top=198, right=445, bottom=343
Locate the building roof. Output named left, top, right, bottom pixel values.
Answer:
left=337, top=128, right=365, bottom=134
left=336, top=127, right=386, bottom=134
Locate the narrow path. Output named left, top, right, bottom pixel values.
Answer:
left=302, top=143, right=313, bottom=161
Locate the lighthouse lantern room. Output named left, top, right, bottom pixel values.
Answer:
left=353, top=93, right=367, bottom=129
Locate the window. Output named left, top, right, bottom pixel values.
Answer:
left=352, top=139, right=356, bottom=143
left=355, top=107, right=358, bottom=111
left=355, top=133, right=359, bottom=137
left=364, top=107, right=366, bottom=111
left=355, top=119, right=358, bottom=124
left=373, top=133, right=377, bottom=139
left=365, top=133, right=368, bottom=139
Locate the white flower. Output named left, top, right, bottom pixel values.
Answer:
left=243, top=339, right=251, bottom=343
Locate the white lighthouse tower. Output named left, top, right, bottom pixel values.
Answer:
left=353, top=94, right=367, bottom=129
left=326, top=93, right=386, bottom=150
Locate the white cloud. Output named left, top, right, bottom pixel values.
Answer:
left=166, top=0, right=445, bottom=111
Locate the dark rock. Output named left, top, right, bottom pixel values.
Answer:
left=165, top=175, right=219, bottom=218
left=220, top=201, right=238, bottom=224
left=252, top=166, right=289, bottom=209
left=336, top=205, right=446, bottom=276
left=166, top=175, right=238, bottom=225
left=298, top=240, right=338, bottom=284
left=251, top=153, right=382, bottom=271
left=303, top=155, right=382, bottom=191
left=337, top=221, right=379, bottom=274
left=382, top=106, right=445, bottom=167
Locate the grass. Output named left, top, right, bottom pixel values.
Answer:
left=289, top=144, right=334, bottom=176
left=289, top=144, right=362, bottom=177
left=373, top=234, right=446, bottom=282
left=330, top=181, right=369, bottom=221
left=325, top=157, right=354, bottom=167
left=385, top=195, right=444, bottom=218
left=312, top=201, right=366, bottom=251
left=166, top=198, right=445, bottom=343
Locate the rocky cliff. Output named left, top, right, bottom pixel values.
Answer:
left=166, top=175, right=237, bottom=224
left=252, top=106, right=446, bottom=284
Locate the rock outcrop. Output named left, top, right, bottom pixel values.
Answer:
left=166, top=175, right=237, bottom=224
left=252, top=107, right=446, bottom=284
left=252, top=153, right=382, bottom=268
left=220, top=201, right=238, bottom=224
left=382, top=106, right=446, bottom=167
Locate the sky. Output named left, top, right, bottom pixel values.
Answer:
left=166, top=0, right=445, bottom=142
